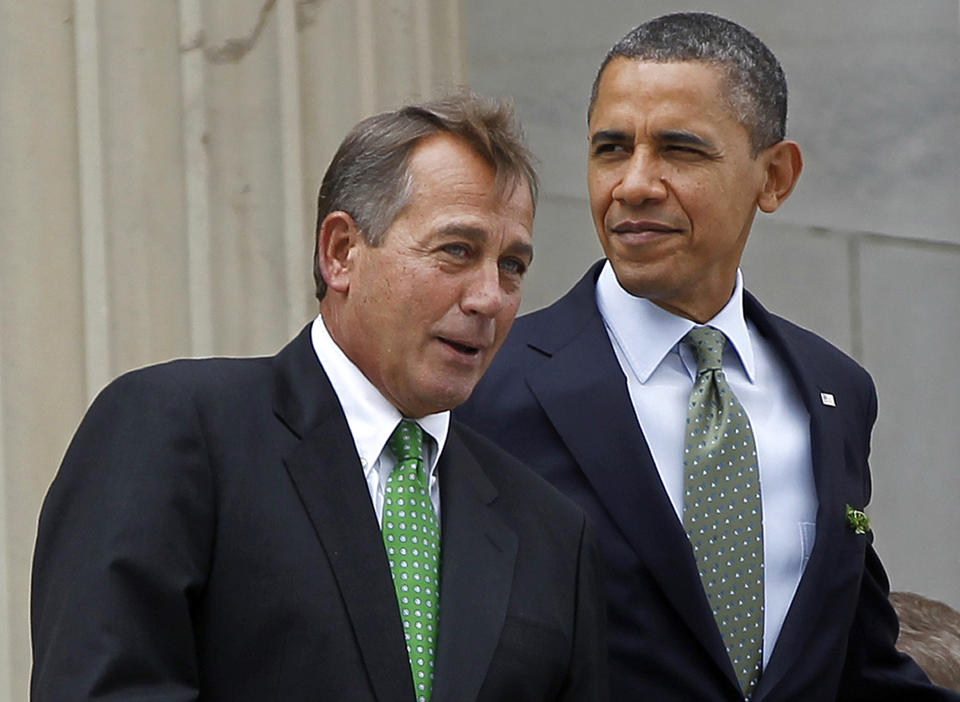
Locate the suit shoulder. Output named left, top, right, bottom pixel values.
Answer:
left=452, top=421, right=584, bottom=523
left=745, top=289, right=874, bottom=389
left=497, top=261, right=604, bottom=353
left=71, top=357, right=277, bottom=448
left=99, top=355, right=272, bottom=405
left=763, top=311, right=873, bottom=385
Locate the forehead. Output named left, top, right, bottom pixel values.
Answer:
left=590, top=59, right=741, bottom=133
left=406, top=134, right=534, bottom=224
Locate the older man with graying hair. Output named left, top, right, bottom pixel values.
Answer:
left=32, top=92, right=607, bottom=702
left=313, top=96, right=540, bottom=300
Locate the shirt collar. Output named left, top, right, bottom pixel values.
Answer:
left=310, top=315, right=450, bottom=475
left=595, top=260, right=756, bottom=383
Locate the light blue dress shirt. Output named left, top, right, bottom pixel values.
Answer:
left=595, top=261, right=817, bottom=668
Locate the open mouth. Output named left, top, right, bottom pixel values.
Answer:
left=439, top=338, right=481, bottom=355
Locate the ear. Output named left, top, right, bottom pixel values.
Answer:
left=317, top=211, right=363, bottom=294
left=757, top=140, right=803, bottom=213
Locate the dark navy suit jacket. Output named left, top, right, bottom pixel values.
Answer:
left=32, top=326, right=607, bottom=701
left=458, top=261, right=955, bottom=701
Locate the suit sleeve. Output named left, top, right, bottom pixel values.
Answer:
left=557, top=517, right=609, bottom=702
left=838, top=540, right=959, bottom=700
left=31, top=368, right=214, bottom=701
left=837, top=380, right=960, bottom=701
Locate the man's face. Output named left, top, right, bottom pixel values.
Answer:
left=588, top=58, right=771, bottom=321
left=327, top=134, right=534, bottom=418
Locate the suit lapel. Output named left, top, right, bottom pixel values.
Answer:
left=744, top=295, right=855, bottom=700
left=273, top=327, right=414, bottom=702
left=523, top=265, right=737, bottom=686
left=430, top=430, right=518, bottom=702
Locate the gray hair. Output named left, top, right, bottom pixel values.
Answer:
left=313, top=93, right=538, bottom=301
left=588, top=12, right=788, bottom=155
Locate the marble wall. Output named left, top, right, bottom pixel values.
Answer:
left=0, top=1, right=463, bottom=698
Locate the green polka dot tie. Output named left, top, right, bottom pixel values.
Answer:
left=682, top=326, right=764, bottom=699
left=383, top=421, right=440, bottom=702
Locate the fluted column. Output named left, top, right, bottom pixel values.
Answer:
left=0, top=0, right=464, bottom=697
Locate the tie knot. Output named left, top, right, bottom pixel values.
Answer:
left=387, top=420, right=424, bottom=463
left=684, top=326, right=726, bottom=373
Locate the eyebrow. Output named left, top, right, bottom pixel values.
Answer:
left=590, top=128, right=717, bottom=152
left=656, top=129, right=716, bottom=150
left=506, top=240, right=534, bottom=264
left=590, top=129, right=631, bottom=146
left=437, top=224, right=534, bottom=262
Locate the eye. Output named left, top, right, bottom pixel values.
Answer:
left=593, top=142, right=627, bottom=156
left=442, top=243, right=470, bottom=258
left=499, top=257, right=528, bottom=276
left=664, top=144, right=713, bottom=160
left=666, top=144, right=701, bottom=154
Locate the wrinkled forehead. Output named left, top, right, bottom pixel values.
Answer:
left=405, top=134, right=538, bottom=218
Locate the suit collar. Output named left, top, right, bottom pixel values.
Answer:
left=274, top=329, right=518, bottom=702
left=431, top=430, right=517, bottom=702
left=273, top=325, right=339, bottom=439
left=523, top=260, right=607, bottom=356
left=597, top=261, right=757, bottom=382
left=523, top=265, right=738, bottom=687
left=310, top=315, right=451, bottom=480
left=742, top=294, right=855, bottom=700
left=274, top=327, right=415, bottom=702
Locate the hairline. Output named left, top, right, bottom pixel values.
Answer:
left=368, top=132, right=536, bottom=246
left=589, top=56, right=774, bottom=156
left=586, top=13, right=788, bottom=156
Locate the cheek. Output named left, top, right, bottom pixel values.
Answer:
left=670, top=175, right=714, bottom=218
left=424, top=282, right=470, bottom=325
left=587, top=169, right=612, bottom=205
left=495, top=296, right=523, bottom=336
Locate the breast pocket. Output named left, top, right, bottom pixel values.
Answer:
left=479, top=615, right=568, bottom=700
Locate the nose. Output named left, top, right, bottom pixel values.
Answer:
left=611, top=150, right=667, bottom=205
left=461, top=261, right=506, bottom=318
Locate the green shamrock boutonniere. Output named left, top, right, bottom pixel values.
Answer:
left=845, top=504, right=871, bottom=535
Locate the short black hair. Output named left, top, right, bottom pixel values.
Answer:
left=588, top=12, right=787, bottom=154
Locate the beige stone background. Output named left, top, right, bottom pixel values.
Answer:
left=1, top=0, right=465, bottom=697
left=0, top=0, right=957, bottom=699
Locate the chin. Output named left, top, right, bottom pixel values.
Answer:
left=609, top=262, right=672, bottom=296
left=406, top=383, right=476, bottom=416
left=437, top=383, right=480, bottom=413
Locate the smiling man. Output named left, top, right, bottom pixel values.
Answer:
left=458, top=12, right=958, bottom=702
left=31, top=94, right=607, bottom=702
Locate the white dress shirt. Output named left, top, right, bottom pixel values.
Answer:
left=311, top=315, right=449, bottom=525
left=595, top=261, right=818, bottom=667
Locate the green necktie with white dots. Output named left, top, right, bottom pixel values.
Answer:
left=682, top=326, right=764, bottom=699
left=382, top=420, right=441, bottom=702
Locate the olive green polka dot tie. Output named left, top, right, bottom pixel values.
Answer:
left=383, top=420, right=440, bottom=702
left=682, top=326, right=764, bottom=699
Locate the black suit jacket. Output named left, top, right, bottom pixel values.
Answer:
left=458, top=261, right=956, bottom=701
left=32, top=326, right=607, bottom=701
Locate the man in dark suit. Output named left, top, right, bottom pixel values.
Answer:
left=31, top=94, right=606, bottom=701
left=458, top=13, right=958, bottom=702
